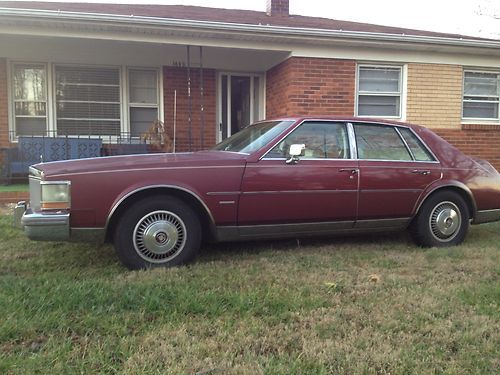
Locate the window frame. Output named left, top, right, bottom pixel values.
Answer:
left=7, top=61, right=164, bottom=142
left=355, top=64, right=405, bottom=120
left=264, top=120, right=353, bottom=160
left=352, top=122, right=439, bottom=163
left=9, top=62, right=49, bottom=138
left=126, top=67, right=161, bottom=138
left=462, top=69, right=500, bottom=123
left=53, top=63, right=123, bottom=138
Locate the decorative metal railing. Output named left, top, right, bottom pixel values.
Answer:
left=0, top=126, right=171, bottom=182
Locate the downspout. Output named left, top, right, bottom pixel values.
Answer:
left=187, top=45, right=192, bottom=152
left=199, top=46, right=205, bottom=150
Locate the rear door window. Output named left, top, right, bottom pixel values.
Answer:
left=354, top=124, right=412, bottom=161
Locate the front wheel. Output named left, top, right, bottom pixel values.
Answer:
left=410, top=191, right=470, bottom=247
left=113, top=196, right=201, bottom=270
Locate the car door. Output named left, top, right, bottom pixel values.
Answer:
left=354, top=123, right=441, bottom=224
left=238, top=121, right=359, bottom=229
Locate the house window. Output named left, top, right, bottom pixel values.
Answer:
left=55, top=65, right=121, bottom=136
left=12, top=64, right=47, bottom=136
left=357, top=66, right=402, bottom=118
left=128, top=69, right=159, bottom=137
left=463, top=71, right=500, bottom=120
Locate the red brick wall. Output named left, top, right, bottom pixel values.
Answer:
left=266, top=57, right=356, bottom=119
left=163, top=66, right=217, bottom=151
left=435, top=126, right=500, bottom=171
left=0, top=58, right=8, bottom=150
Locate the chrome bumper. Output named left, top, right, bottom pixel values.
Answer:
left=15, top=201, right=70, bottom=241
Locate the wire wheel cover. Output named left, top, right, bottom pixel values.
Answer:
left=133, top=210, right=187, bottom=263
left=429, top=201, right=461, bottom=241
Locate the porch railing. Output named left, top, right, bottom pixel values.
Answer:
left=0, top=130, right=171, bottom=183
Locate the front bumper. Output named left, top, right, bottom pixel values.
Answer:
left=15, top=201, right=70, bottom=241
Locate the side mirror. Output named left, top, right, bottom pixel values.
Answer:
left=286, top=144, right=305, bottom=165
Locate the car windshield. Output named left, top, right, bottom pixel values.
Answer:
left=213, top=121, right=293, bottom=153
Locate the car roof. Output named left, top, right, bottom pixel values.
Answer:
left=266, top=116, right=422, bottom=129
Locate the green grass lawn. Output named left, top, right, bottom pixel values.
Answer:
left=0, top=213, right=498, bottom=374
left=0, top=184, right=29, bottom=193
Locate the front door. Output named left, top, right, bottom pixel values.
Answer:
left=238, top=121, right=359, bottom=227
left=218, top=73, right=263, bottom=142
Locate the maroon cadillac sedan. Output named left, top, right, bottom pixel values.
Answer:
left=16, top=118, right=500, bottom=269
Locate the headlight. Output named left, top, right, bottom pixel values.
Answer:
left=40, top=181, right=71, bottom=210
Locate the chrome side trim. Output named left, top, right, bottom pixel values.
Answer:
left=357, top=159, right=440, bottom=164
left=241, top=189, right=358, bottom=195
left=206, top=191, right=241, bottom=196
left=360, top=189, right=422, bottom=193
left=347, top=122, right=358, bottom=160
left=256, top=159, right=359, bottom=163
left=473, top=209, right=500, bottom=225
left=105, top=185, right=216, bottom=232
left=395, top=127, right=416, bottom=161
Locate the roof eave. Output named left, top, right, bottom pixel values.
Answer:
left=0, top=7, right=499, bottom=50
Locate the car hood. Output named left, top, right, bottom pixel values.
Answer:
left=33, top=151, right=248, bottom=178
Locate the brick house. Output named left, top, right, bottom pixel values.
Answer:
left=0, top=0, right=499, bottom=169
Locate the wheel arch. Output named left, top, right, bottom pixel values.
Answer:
left=413, top=182, right=477, bottom=222
left=105, top=185, right=216, bottom=243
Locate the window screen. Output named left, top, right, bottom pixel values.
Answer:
left=12, top=64, right=47, bottom=136
left=463, top=71, right=499, bottom=120
left=55, top=66, right=121, bottom=136
left=355, top=124, right=412, bottom=161
left=129, top=69, right=159, bottom=137
left=357, top=66, right=402, bottom=117
left=268, top=122, right=351, bottom=159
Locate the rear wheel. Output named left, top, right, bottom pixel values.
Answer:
left=410, top=191, right=469, bottom=247
left=114, top=196, right=201, bottom=269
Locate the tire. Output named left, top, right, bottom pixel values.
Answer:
left=410, top=191, right=470, bottom=247
left=113, top=196, right=201, bottom=270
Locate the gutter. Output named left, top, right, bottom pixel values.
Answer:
left=0, top=7, right=499, bottom=49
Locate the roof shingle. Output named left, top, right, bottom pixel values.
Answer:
left=0, top=1, right=489, bottom=41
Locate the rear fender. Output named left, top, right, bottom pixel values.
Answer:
left=413, top=180, right=477, bottom=219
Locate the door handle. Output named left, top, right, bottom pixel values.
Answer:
left=339, top=168, right=359, bottom=174
left=412, top=169, right=431, bottom=175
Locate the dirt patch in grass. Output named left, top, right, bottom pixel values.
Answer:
left=0, top=203, right=14, bottom=216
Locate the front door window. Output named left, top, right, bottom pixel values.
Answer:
left=218, top=74, right=263, bottom=141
